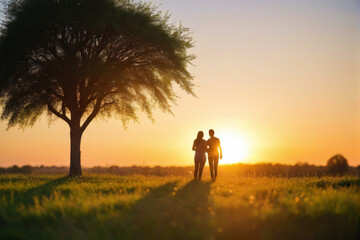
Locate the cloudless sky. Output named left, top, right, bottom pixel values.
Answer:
left=0, top=0, right=359, bottom=167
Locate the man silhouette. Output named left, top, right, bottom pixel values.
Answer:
left=207, top=129, right=222, bottom=180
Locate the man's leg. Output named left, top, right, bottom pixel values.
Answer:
left=208, top=157, right=214, bottom=179
left=214, top=157, right=219, bottom=179
left=198, top=160, right=205, bottom=179
left=194, top=160, right=199, bottom=179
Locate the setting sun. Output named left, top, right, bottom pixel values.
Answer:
left=219, top=132, right=249, bottom=165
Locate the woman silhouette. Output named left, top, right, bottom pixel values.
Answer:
left=192, top=131, right=207, bottom=179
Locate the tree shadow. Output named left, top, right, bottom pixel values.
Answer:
left=17, top=177, right=68, bottom=206
left=0, top=177, right=68, bottom=239
left=119, top=179, right=214, bottom=240
left=0, top=176, right=68, bottom=210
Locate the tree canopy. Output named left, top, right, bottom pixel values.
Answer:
left=0, top=0, right=195, bottom=176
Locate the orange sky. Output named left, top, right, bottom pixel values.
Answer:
left=0, top=0, right=359, bottom=167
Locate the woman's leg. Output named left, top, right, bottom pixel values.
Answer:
left=194, top=160, right=199, bottom=178
left=198, top=160, right=206, bottom=179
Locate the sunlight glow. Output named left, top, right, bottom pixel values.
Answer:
left=219, top=132, right=249, bottom=165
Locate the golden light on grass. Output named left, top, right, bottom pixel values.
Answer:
left=219, top=131, right=249, bottom=165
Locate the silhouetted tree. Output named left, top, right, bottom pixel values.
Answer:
left=327, top=154, right=349, bottom=175
left=0, top=0, right=194, bottom=177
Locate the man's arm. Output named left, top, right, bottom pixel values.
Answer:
left=219, top=139, right=222, bottom=159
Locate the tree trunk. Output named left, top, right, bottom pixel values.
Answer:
left=69, top=125, right=82, bottom=177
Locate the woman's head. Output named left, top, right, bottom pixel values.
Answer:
left=196, top=131, right=204, bottom=140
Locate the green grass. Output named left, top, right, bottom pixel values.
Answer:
left=0, top=175, right=359, bottom=240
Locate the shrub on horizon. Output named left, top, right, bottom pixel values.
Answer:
left=327, top=154, right=349, bottom=175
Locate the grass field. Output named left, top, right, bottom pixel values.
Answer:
left=0, top=174, right=359, bottom=240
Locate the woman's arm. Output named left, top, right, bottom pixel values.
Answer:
left=192, top=140, right=196, bottom=151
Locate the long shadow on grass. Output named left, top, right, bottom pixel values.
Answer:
left=0, top=176, right=68, bottom=239
left=0, top=176, right=68, bottom=209
left=18, top=177, right=68, bottom=206
left=113, top=179, right=214, bottom=240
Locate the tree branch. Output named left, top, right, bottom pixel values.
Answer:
left=80, top=96, right=102, bottom=132
left=50, top=91, right=65, bottom=101
left=47, top=103, right=71, bottom=125
left=100, top=101, right=115, bottom=109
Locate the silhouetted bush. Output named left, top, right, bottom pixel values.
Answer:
left=327, top=154, right=349, bottom=175
left=2, top=165, right=32, bottom=174
left=9, top=165, right=20, bottom=173
left=20, top=165, right=32, bottom=174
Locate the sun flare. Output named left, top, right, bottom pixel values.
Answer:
left=219, top=132, right=249, bottom=165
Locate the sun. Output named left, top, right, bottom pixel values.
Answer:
left=219, top=132, right=249, bottom=165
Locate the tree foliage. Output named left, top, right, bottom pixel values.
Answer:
left=0, top=0, right=195, bottom=129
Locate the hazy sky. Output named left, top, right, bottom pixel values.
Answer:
left=0, top=0, right=359, bottom=167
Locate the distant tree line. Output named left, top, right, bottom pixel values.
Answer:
left=1, top=155, right=359, bottom=177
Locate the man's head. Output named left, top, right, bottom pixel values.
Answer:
left=209, top=129, right=215, bottom=137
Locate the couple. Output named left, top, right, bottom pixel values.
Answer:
left=192, top=129, right=222, bottom=180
